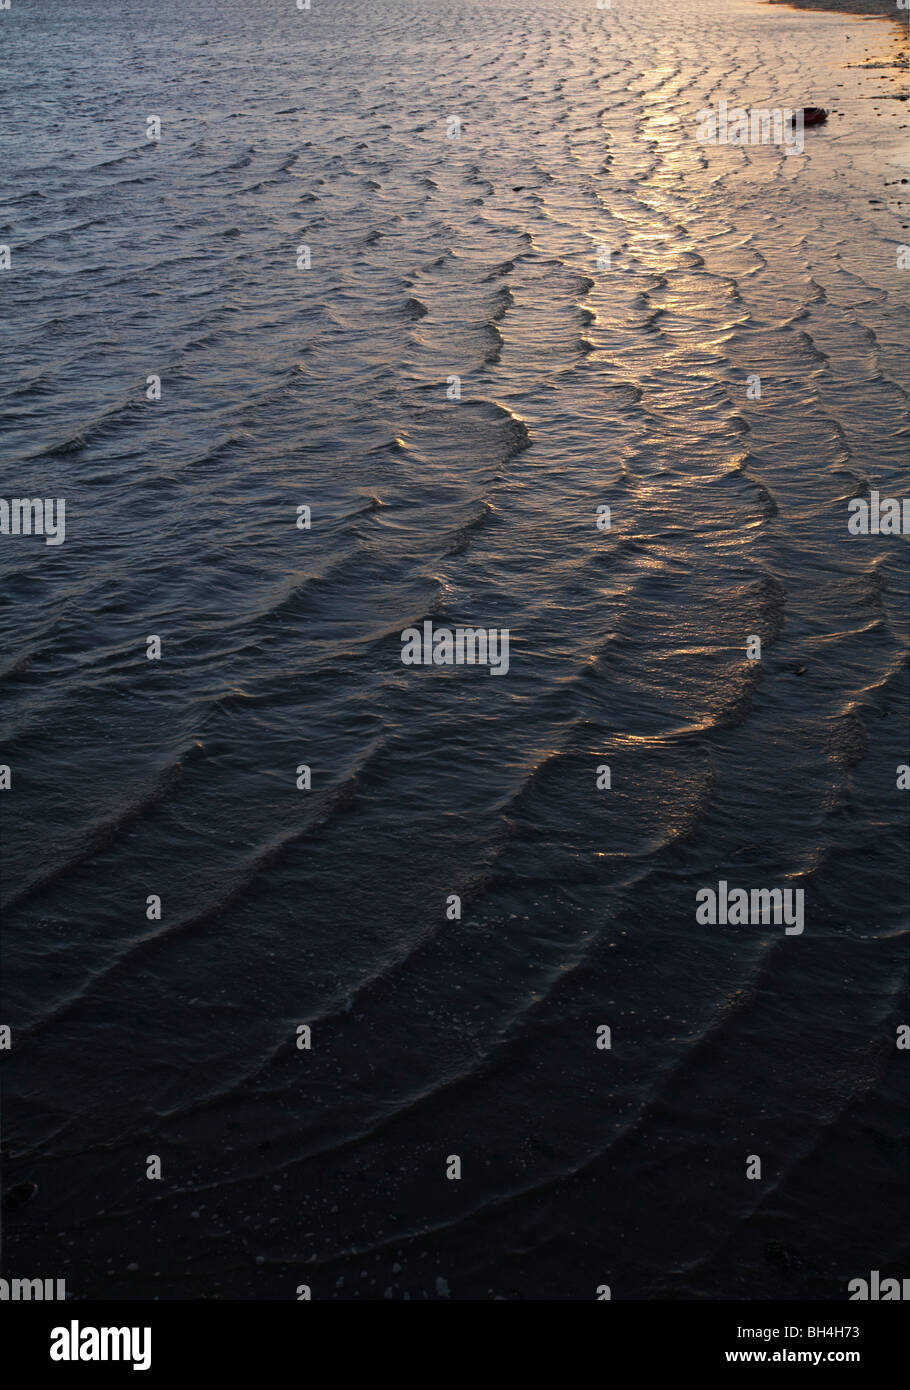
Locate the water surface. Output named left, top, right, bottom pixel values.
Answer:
left=1, top=0, right=908, bottom=1298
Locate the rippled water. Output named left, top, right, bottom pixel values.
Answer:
left=2, top=0, right=908, bottom=1299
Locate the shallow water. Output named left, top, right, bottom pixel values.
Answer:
left=1, top=0, right=908, bottom=1299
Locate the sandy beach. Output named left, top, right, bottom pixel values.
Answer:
left=771, top=0, right=908, bottom=26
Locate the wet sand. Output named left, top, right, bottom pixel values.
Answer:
left=3, top=0, right=908, bottom=1302
left=770, top=0, right=908, bottom=27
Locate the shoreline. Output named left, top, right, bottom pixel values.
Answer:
left=769, top=0, right=909, bottom=35
left=770, top=0, right=901, bottom=15
left=769, top=0, right=909, bottom=83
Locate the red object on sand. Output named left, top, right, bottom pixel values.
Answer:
left=796, top=108, right=828, bottom=126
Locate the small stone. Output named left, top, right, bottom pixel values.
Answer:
left=5, top=1181, right=37, bottom=1210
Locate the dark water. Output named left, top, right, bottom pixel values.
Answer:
left=1, top=0, right=908, bottom=1299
